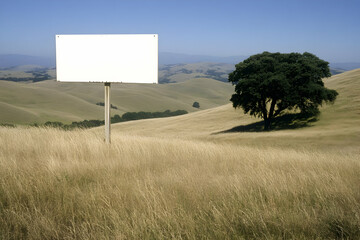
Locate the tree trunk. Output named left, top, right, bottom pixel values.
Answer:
left=264, top=118, right=271, bottom=130
left=264, top=99, right=276, bottom=131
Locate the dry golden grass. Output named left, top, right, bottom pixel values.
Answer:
left=1, top=127, right=359, bottom=239
left=1, top=69, right=360, bottom=239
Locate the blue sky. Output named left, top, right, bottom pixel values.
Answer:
left=0, top=0, right=359, bottom=62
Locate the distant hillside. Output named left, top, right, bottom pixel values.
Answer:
left=159, top=62, right=235, bottom=83
left=0, top=65, right=55, bottom=82
left=0, top=77, right=233, bottom=125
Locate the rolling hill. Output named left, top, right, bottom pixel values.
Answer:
left=107, top=69, right=360, bottom=151
left=0, top=77, right=234, bottom=124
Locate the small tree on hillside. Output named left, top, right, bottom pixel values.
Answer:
left=228, top=52, right=338, bottom=130
left=192, top=101, right=200, bottom=108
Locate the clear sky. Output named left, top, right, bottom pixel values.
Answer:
left=0, top=0, right=359, bottom=62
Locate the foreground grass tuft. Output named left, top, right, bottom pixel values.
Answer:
left=0, top=127, right=359, bottom=239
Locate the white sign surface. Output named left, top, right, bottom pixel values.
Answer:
left=56, top=34, right=158, bottom=83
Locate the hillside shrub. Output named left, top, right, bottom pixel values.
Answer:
left=96, top=102, right=118, bottom=109
left=44, top=121, right=63, bottom=128
left=192, top=102, right=200, bottom=108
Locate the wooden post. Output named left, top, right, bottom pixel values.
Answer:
left=104, top=82, right=111, bottom=144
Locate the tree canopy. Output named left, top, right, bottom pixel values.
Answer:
left=228, top=52, right=338, bottom=130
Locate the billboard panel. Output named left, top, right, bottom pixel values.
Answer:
left=56, top=34, right=158, bottom=83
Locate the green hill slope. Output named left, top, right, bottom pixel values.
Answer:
left=109, top=69, right=360, bottom=150
left=0, top=77, right=233, bottom=124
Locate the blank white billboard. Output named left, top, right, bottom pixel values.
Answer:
left=56, top=34, right=158, bottom=83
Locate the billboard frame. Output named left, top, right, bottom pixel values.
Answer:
left=55, top=34, right=158, bottom=143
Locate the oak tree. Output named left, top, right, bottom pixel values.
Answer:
left=228, top=52, right=338, bottom=130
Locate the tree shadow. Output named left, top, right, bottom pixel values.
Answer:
left=214, top=113, right=318, bottom=134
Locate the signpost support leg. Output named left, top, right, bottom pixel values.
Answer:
left=104, top=82, right=111, bottom=144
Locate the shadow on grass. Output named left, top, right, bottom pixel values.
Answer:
left=214, top=113, right=318, bottom=134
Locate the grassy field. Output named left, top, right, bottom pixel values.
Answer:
left=0, top=127, right=359, bottom=239
left=0, top=70, right=359, bottom=239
